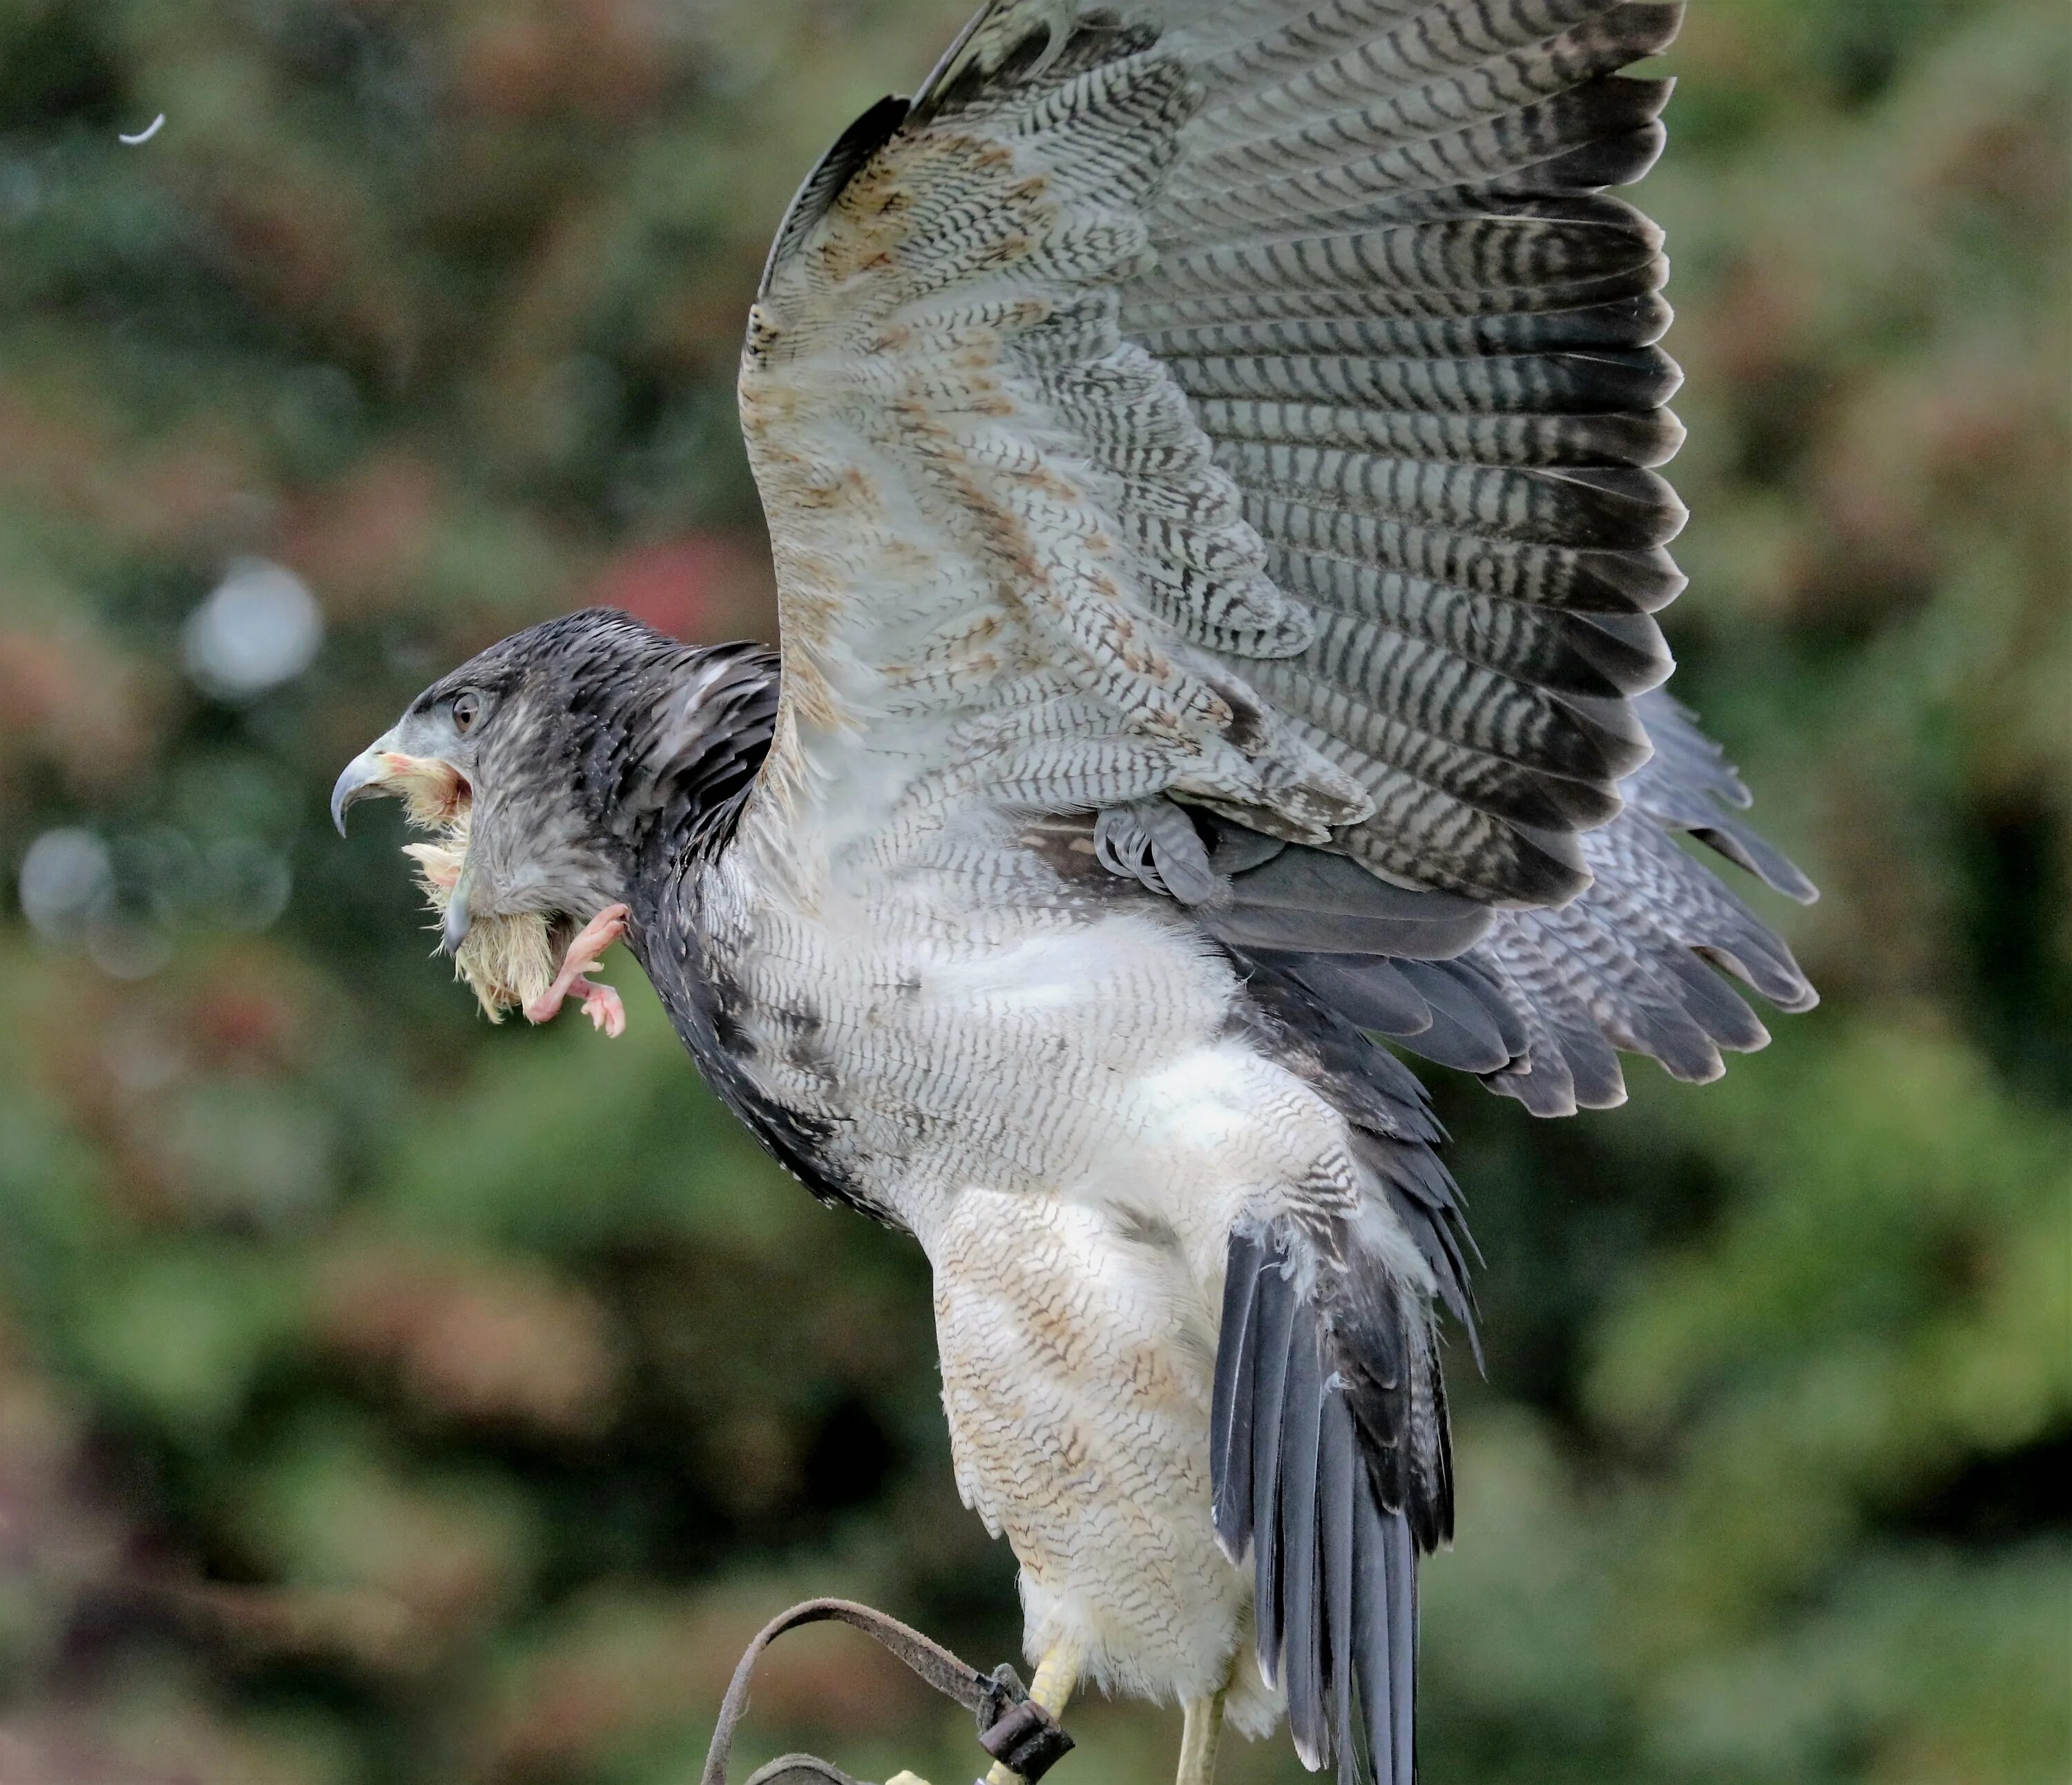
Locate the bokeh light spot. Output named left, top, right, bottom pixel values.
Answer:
left=18, top=827, right=115, bottom=940
left=182, top=559, right=325, bottom=701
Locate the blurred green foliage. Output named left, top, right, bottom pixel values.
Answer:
left=0, top=2, right=2066, bottom=1782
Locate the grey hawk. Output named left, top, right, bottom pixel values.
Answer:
left=332, top=4, right=1816, bottom=1782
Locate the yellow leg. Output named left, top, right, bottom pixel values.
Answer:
left=984, top=1646, right=1080, bottom=1785
left=1177, top=1690, right=1225, bottom=1785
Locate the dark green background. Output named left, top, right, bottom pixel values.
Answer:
left=0, top=3, right=2065, bottom=1781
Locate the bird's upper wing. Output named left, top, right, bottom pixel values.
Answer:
left=741, top=0, right=1693, bottom=911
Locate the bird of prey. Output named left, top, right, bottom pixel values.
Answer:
left=332, top=3, right=1816, bottom=1782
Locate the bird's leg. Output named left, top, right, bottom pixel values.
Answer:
left=984, top=1646, right=1080, bottom=1785
left=1176, top=1690, right=1225, bottom=1785
left=523, top=903, right=630, bottom=1036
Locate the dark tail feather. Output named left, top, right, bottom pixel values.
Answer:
left=1216, top=1224, right=1443, bottom=1784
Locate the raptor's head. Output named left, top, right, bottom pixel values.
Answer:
left=332, top=608, right=776, bottom=1025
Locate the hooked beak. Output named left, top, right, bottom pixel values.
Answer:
left=330, top=746, right=399, bottom=836
left=330, top=743, right=469, bottom=837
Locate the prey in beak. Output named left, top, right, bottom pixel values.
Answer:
left=331, top=731, right=629, bottom=1038
left=519, top=903, right=630, bottom=1037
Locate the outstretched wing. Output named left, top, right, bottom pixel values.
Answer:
left=741, top=4, right=1814, bottom=1783
left=742, top=0, right=1689, bottom=911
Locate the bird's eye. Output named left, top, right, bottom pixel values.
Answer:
left=450, top=691, right=482, bottom=735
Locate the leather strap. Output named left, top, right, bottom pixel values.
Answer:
left=700, top=1598, right=1073, bottom=1785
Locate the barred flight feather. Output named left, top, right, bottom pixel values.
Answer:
left=1186, top=3, right=1682, bottom=160
left=1132, top=290, right=1673, bottom=361
left=1156, top=77, right=1672, bottom=244
left=1195, top=399, right=1685, bottom=470
left=1260, top=553, right=1673, bottom=695
left=1120, top=253, right=1671, bottom=327
left=1164, top=340, right=1682, bottom=416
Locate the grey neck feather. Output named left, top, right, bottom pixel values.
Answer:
left=544, top=621, right=780, bottom=883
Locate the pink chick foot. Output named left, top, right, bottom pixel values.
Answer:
left=524, top=903, right=630, bottom=1036
left=574, top=976, right=626, bottom=1038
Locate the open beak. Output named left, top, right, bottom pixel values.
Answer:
left=330, top=744, right=469, bottom=837
left=333, top=741, right=477, bottom=953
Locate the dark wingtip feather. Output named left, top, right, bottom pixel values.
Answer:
left=1661, top=948, right=1772, bottom=1052
left=1698, top=940, right=1820, bottom=1015
left=1437, top=956, right=1531, bottom=1059
left=1484, top=1058, right=1578, bottom=1118
left=1555, top=688, right=1657, bottom=781
left=1600, top=1, right=1689, bottom=62
left=1350, top=1492, right=1397, bottom=1785
left=1691, top=819, right=1821, bottom=905
left=1494, top=820, right=1595, bottom=909
left=1568, top=610, right=1676, bottom=693
left=1573, top=543, right=1689, bottom=612
left=1536, top=1019, right=1630, bottom=1110
left=1549, top=290, right=1674, bottom=350
left=1510, top=117, right=1669, bottom=193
